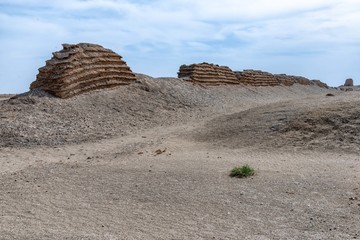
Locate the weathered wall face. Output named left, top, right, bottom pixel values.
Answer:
left=274, top=74, right=312, bottom=86
left=178, top=63, right=328, bottom=88
left=30, top=43, right=136, bottom=98
left=178, top=63, right=239, bottom=85
left=235, top=70, right=280, bottom=86
left=344, top=78, right=354, bottom=87
left=235, top=70, right=328, bottom=88
left=310, top=80, right=329, bottom=88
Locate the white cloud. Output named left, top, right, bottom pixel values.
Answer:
left=158, top=0, right=336, bottom=20
left=0, top=0, right=359, bottom=92
left=0, top=13, right=66, bottom=36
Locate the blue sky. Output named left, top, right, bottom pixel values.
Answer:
left=0, top=0, right=359, bottom=93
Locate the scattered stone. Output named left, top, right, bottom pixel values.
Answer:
left=326, top=93, right=335, bottom=97
left=154, top=148, right=167, bottom=155
left=346, top=88, right=354, bottom=92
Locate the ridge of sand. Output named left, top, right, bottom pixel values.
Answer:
left=0, top=75, right=334, bottom=148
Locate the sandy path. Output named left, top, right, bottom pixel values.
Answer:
left=1, top=105, right=360, bottom=239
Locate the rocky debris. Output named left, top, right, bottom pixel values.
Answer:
left=344, top=78, right=354, bottom=87
left=154, top=148, right=167, bottom=155
left=30, top=43, right=136, bottom=98
left=178, top=63, right=239, bottom=85
left=338, top=78, right=360, bottom=91
left=339, top=86, right=359, bottom=92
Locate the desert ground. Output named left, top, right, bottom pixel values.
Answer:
left=0, top=95, right=14, bottom=101
left=0, top=76, right=359, bottom=239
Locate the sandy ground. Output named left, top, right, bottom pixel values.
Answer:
left=0, top=95, right=14, bottom=101
left=0, top=78, right=359, bottom=239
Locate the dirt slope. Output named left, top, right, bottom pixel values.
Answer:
left=0, top=74, right=333, bottom=148
left=192, top=92, right=360, bottom=153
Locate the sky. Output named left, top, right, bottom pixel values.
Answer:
left=0, top=0, right=359, bottom=93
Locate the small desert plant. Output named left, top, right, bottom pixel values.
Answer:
left=230, top=164, right=255, bottom=178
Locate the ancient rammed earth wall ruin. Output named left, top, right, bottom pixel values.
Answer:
left=178, top=63, right=328, bottom=88
left=30, top=43, right=136, bottom=98
left=235, top=70, right=328, bottom=87
left=234, top=70, right=279, bottom=86
left=30, top=44, right=328, bottom=99
left=178, top=63, right=239, bottom=85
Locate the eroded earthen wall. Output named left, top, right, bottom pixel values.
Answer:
left=178, top=63, right=239, bottom=85
left=235, top=70, right=328, bottom=88
left=235, top=70, right=280, bottom=86
left=30, top=43, right=136, bottom=98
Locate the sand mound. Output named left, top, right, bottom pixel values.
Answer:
left=1, top=73, right=338, bottom=148
left=0, top=75, right=216, bottom=147
left=192, top=92, right=360, bottom=152
left=279, top=102, right=360, bottom=151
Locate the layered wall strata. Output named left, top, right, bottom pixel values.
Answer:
left=235, top=70, right=280, bottom=86
left=178, top=63, right=239, bottom=85
left=235, top=70, right=328, bottom=88
left=30, top=43, right=136, bottom=98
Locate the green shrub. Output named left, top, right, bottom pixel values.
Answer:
left=230, top=165, right=255, bottom=178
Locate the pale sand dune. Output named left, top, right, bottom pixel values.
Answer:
left=0, top=77, right=359, bottom=239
